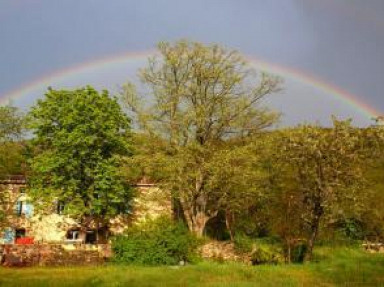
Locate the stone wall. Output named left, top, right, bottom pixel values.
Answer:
left=0, top=244, right=109, bottom=267
left=363, top=242, right=384, bottom=253
left=198, top=241, right=251, bottom=264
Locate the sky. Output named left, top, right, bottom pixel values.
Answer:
left=0, top=0, right=383, bottom=126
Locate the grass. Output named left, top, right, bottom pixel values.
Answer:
left=0, top=246, right=383, bottom=286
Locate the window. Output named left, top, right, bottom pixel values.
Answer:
left=15, top=200, right=33, bottom=217
left=85, top=230, right=97, bottom=244
left=15, top=228, right=26, bottom=239
left=24, top=202, right=33, bottom=217
left=66, top=229, right=80, bottom=241
left=15, top=200, right=23, bottom=216
left=57, top=201, right=65, bottom=215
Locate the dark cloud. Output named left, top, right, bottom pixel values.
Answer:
left=0, top=0, right=383, bottom=124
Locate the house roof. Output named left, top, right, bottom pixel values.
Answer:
left=0, top=175, right=155, bottom=187
left=0, top=175, right=26, bottom=185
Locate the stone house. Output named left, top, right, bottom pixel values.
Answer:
left=0, top=176, right=170, bottom=244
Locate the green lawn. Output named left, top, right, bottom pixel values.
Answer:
left=1, top=247, right=383, bottom=287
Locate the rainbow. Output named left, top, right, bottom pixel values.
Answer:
left=246, top=56, right=380, bottom=119
left=0, top=50, right=380, bottom=119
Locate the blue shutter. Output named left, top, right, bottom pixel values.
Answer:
left=3, top=228, right=14, bottom=243
left=25, top=202, right=34, bottom=218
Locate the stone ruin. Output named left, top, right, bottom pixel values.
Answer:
left=0, top=243, right=111, bottom=267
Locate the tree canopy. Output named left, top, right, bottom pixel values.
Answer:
left=123, top=40, right=281, bottom=236
left=28, top=86, right=133, bottom=229
left=275, top=118, right=368, bottom=260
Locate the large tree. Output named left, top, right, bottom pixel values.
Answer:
left=278, top=118, right=367, bottom=261
left=28, top=86, right=132, bottom=234
left=123, top=40, right=281, bottom=236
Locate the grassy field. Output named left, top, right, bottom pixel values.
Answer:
left=0, top=247, right=383, bottom=287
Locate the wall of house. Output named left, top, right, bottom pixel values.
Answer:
left=1, top=182, right=171, bottom=244
left=0, top=182, right=29, bottom=244
left=29, top=214, right=79, bottom=242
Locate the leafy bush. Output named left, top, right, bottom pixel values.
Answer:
left=250, top=245, right=283, bottom=265
left=234, top=233, right=254, bottom=253
left=337, top=218, right=365, bottom=240
left=112, top=217, right=199, bottom=265
left=251, top=244, right=283, bottom=265
left=233, top=234, right=284, bottom=265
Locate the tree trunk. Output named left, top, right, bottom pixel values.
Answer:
left=182, top=199, right=214, bottom=237
left=304, top=214, right=321, bottom=262
left=171, top=196, right=187, bottom=223
left=305, top=228, right=317, bottom=262
left=285, top=237, right=292, bottom=264
left=185, top=209, right=210, bottom=237
left=225, top=209, right=235, bottom=241
left=183, top=169, right=212, bottom=237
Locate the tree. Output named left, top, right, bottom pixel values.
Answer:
left=0, top=106, right=27, bottom=229
left=356, top=116, right=384, bottom=241
left=203, top=136, right=275, bottom=241
left=0, top=106, right=25, bottom=143
left=0, top=106, right=27, bottom=177
left=278, top=118, right=367, bottom=261
left=122, top=40, right=281, bottom=236
left=28, top=86, right=132, bottom=236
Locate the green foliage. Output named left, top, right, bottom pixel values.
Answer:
left=0, top=106, right=26, bottom=143
left=112, top=217, right=200, bottom=265
left=0, top=142, right=26, bottom=177
left=123, top=40, right=281, bottom=145
left=355, top=153, right=384, bottom=241
left=233, top=234, right=285, bottom=265
left=279, top=118, right=367, bottom=217
left=122, top=40, right=281, bottom=236
left=233, top=233, right=254, bottom=254
left=28, top=86, right=132, bottom=223
left=0, top=106, right=27, bottom=177
left=250, top=245, right=282, bottom=265
left=273, top=118, right=369, bottom=260
left=334, top=218, right=365, bottom=240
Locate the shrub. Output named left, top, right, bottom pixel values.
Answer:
left=290, top=242, right=307, bottom=263
left=233, top=235, right=284, bottom=265
left=338, top=218, right=365, bottom=240
left=250, top=244, right=283, bottom=265
left=112, top=217, right=199, bottom=265
left=251, top=242, right=284, bottom=265
left=234, top=233, right=254, bottom=254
